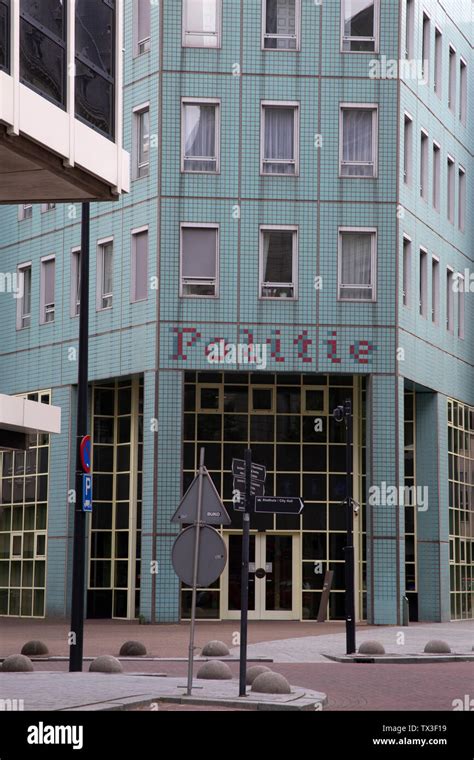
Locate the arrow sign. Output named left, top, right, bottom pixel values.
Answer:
left=254, top=496, right=304, bottom=515
left=232, top=459, right=266, bottom=483
left=233, top=476, right=265, bottom=498
left=171, top=470, right=231, bottom=526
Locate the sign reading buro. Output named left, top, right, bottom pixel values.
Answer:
left=82, top=474, right=92, bottom=513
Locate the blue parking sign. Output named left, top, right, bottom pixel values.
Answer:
left=82, top=474, right=93, bottom=512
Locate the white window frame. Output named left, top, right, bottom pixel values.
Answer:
left=403, top=235, right=411, bottom=308
left=447, top=155, right=455, bottom=224
left=459, top=58, right=467, bottom=125
left=134, top=0, right=151, bottom=56
left=97, top=237, right=114, bottom=311
left=40, top=255, right=55, bottom=325
left=16, top=261, right=32, bottom=330
left=131, top=226, right=149, bottom=303
left=339, top=103, right=378, bottom=179
left=340, top=0, right=379, bottom=54
left=405, top=0, right=415, bottom=59
left=180, top=223, right=219, bottom=299
left=457, top=273, right=465, bottom=339
left=18, top=204, right=32, bottom=221
left=421, top=10, right=430, bottom=85
left=337, top=227, right=377, bottom=303
left=432, top=140, right=440, bottom=211
left=70, top=247, right=81, bottom=318
left=181, top=97, right=220, bottom=174
left=133, top=102, right=150, bottom=180
left=262, top=0, right=301, bottom=51
left=259, top=224, right=298, bottom=301
left=420, top=129, right=429, bottom=200
left=448, top=45, right=456, bottom=112
left=40, top=203, right=56, bottom=213
left=458, top=166, right=466, bottom=232
left=446, top=266, right=454, bottom=333
left=419, top=247, right=428, bottom=318
left=35, top=532, right=47, bottom=558
left=431, top=255, right=439, bottom=324
left=260, top=101, right=300, bottom=176
left=182, top=0, right=222, bottom=49
left=403, top=112, right=413, bottom=185
left=434, top=26, right=442, bottom=97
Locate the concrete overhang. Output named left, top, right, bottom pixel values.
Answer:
left=0, top=394, right=61, bottom=437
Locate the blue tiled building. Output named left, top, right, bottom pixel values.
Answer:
left=0, top=0, right=472, bottom=625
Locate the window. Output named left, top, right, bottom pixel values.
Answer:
left=447, top=157, right=455, bottom=223
left=448, top=46, right=456, bottom=112
left=75, top=0, right=116, bottom=139
left=0, top=0, right=10, bottom=74
left=419, top=248, right=428, bottom=318
left=182, top=99, right=219, bottom=173
left=182, top=0, right=221, bottom=48
left=260, top=226, right=298, bottom=299
left=403, top=113, right=413, bottom=185
left=40, top=257, right=55, bottom=324
left=338, top=228, right=376, bottom=302
left=261, top=102, right=299, bottom=175
left=41, top=203, right=56, bottom=213
left=432, top=142, right=440, bottom=210
left=341, top=0, right=378, bottom=53
left=340, top=104, right=378, bottom=177
left=18, top=204, right=32, bottom=221
left=131, top=229, right=149, bottom=303
left=97, top=240, right=113, bottom=310
left=459, top=59, right=467, bottom=125
left=134, top=106, right=150, bottom=179
left=16, top=263, right=31, bottom=330
left=421, top=13, right=430, bottom=84
left=71, top=248, right=81, bottom=318
left=403, top=237, right=411, bottom=307
left=458, top=167, right=466, bottom=232
left=263, top=0, right=300, bottom=50
left=434, top=27, right=442, bottom=96
left=180, top=225, right=218, bottom=297
left=20, top=0, right=66, bottom=107
left=431, top=256, right=439, bottom=324
left=446, top=268, right=454, bottom=333
left=457, top=274, right=465, bottom=339
left=135, top=0, right=150, bottom=55
left=405, top=0, right=414, bottom=58
left=420, top=131, right=428, bottom=200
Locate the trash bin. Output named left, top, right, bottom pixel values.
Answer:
left=402, top=595, right=410, bottom=626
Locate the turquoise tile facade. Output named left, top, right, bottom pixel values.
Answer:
left=0, top=0, right=473, bottom=624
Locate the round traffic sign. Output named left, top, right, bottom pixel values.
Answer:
left=80, top=436, right=91, bottom=474
left=172, top=525, right=227, bottom=587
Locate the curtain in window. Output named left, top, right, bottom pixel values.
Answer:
left=264, top=108, right=295, bottom=174
left=138, top=110, right=150, bottom=171
left=342, top=110, right=373, bottom=176
left=265, top=0, right=296, bottom=49
left=102, top=245, right=113, bottom=296
left=340, top=233, right=372, bottom=299
left=43, top=261, right=55, bottom=307
left=137, top=0, right=150, bottom=43
left=182, top=229, right=216, bottom=279
left=184, top=0, right=218, bottom=46
left=134, top=233, right=148, bottom=301
left=22, top=268, right=31, bottom=316
left=184, top=105, right=216, bottom=171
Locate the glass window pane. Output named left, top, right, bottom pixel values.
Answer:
left=342, top=0, right=375, bottom=51
left=182, top=228, right=217, bottom=279
left=184, top=104, right=216, bottom=172
left=20, top=20, right=66, bottom=106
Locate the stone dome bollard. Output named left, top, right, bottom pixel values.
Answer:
left=251, top=672, right=291, bottom=694
left=119, top=641, right=147, bottom=657
left=1, top=654, right=34, bottom=672
left=89, top=655, right=123, bottom=673
left=246, top=665, right=272, bottom=686
left=201, top=640, right=230, bottom=657
left=358, top=640, right=386, bottom=655
left=196, top=660, right=233, bottom=680
left=21, top=640, right=49, bottom=656
left=424, top=640, right=451, bottom=654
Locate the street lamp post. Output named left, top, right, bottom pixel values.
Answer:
left=333, top=399, right=356, bottom=655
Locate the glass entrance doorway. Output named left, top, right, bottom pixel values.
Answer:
left=222, top=533, right=300, bottom=619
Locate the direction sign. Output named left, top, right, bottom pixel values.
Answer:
left=233, top=476, right=265, bottom=498
left=254, top=496, right=304, bottom=515
left=232, top=459, right=266, bottom=482
left=171, top=471, right=231, bottom=525
left=172, top=525, right=227, bottom=587
left=80, top=435, right=91, bottom=474
left=82, top=474, right=92, bottom=512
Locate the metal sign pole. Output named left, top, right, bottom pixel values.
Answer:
left=239, top=448, right=252, bottom=697
left=186, top=447, right=205, bottom=696
left=344, top=400, right=356, bottom=654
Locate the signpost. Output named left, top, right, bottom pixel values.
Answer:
left=80, top=435, right=91, bottom=475
left=82, top=474, right=92, bottom=513
left=171, top=448, right=230, bottom=697
left=254, top=496, right=303, bottom=515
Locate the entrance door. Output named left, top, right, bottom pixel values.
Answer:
left=222, top=533, right=300, bottom=620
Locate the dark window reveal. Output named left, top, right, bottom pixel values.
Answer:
left=0, top=0, right=9, bottom=73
